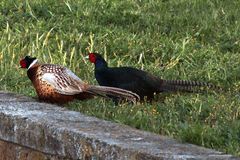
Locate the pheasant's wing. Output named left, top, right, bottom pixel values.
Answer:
left=41, top=64, right=86, bottom=95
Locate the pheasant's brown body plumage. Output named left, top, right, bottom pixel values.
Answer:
left=20, top=56, right=139, bottom=104
left=27, top=64, right=93, bottom=104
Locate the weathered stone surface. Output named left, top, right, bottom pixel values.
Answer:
left=0, top=91, right=35, bottom=102
left=0, top=140, right=65, bottom=160
left=0, top=91, right=239, bottom=160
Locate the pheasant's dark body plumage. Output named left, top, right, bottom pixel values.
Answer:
left=88, top=53, right=217, bottom=101
left=20, top=56, right=139, bottom=104
left=95, top=66, right=165, bottom=100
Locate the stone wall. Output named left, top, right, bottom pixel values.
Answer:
left=0, top=140, right=64, bottom=160
left=0, top=91, right=238, bottom=160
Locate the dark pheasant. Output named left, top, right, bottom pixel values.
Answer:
left=20, top=56, right=139, bottom=104
left=88, top=53, right=219, bottom=101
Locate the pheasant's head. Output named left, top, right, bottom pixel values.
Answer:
left=87, top=52, right=108, bottom=68
left=20, top=55, right=38, bottom=70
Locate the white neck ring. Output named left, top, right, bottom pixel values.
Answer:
left=27, top=59, right=38, bottom=70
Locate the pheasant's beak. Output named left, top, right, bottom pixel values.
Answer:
left=84, top=55, right=88, bottom=59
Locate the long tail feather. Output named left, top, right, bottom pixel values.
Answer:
left=86, top=85, right=140, bottom=103
left=161, top=79, right=221, bottom=92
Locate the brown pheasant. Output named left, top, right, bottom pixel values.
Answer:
left=20, top=56, right=139, bottom=104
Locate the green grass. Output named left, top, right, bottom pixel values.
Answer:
left=0, top=0, right=240, bottom=156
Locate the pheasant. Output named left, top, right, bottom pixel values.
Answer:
left=20, top=56, right=139, bottom=104
left=88, top=52, right=219, bottom=101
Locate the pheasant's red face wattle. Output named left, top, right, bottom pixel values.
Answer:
left=89, top=53, right=96, bottom=63
left=20, top=59, right=27, bottom=68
